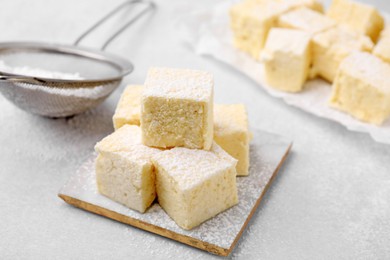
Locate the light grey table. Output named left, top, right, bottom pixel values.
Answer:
left=1, top=0, right=389, bottom=259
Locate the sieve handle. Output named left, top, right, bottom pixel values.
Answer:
left=74, top=0, right=155, bottom=51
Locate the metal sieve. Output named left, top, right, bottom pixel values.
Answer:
left=0, top=0, right=155, bottom=117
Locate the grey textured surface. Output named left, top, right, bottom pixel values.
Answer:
left=59, top=129, right=291, bottom=252
left=1, top=0, right=390, bottom=259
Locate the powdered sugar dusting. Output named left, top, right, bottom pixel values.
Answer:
left=339, top=52, right=390, bottom=94
left=151, top=142, right=237, bottom=190
left=143, top=67, right=213, bottom=101
left=95, top=125, right=161, bottom=164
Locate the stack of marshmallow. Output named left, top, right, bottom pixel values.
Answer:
left=95, top=67, right=251, bottom=230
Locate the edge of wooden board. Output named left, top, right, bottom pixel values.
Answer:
left=58, top=142, right=292, bottom=257
left=227, top=142, right=292, bottom=254
left=58, top=194, right=229, bottom=256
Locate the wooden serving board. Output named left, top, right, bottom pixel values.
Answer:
left=58, top=129, right=292, bottom=256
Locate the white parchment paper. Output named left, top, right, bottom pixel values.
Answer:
left=178, top=1, right=390, bottom=145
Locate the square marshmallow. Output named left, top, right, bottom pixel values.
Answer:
left=311, top=26, right=373, bottom=82
left=141, top=67, right=213, bottom=150
left=214, top=104, right=250, bottom=176
left=329, top=52, right=390, bottom=125
left=152, top=142, right=238, bottom=230
left=261, top=28, right=311, bottom=92
left=327, top=0, right=384, bottom=42
left=113, top=85, right=143, bottom=130
left=95, top=125, right=161, bottom=213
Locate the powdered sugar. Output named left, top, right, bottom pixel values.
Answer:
left=144, top=67, right=213, bottom=101
left=339, top=52, right=390, bottom=94
left=151, top=142, right=236, bottom=190
left=0, top=60, right=83, bottom=80
left=95, top=124, right=161, bottom=164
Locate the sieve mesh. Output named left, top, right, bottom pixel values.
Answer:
left=0, top=79, right=120, bottom=117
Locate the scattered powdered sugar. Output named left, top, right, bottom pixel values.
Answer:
left=2, top=96, right=115, bottom=166
left=59, top=129, right=292, bottom=253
